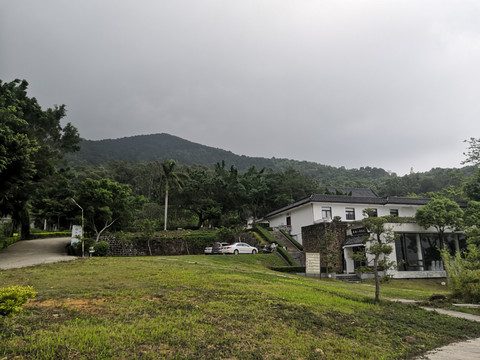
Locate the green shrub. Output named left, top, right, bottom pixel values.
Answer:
left=276, top=246, right=296, bottom=266
left=71, top=238, right=96, bottom=256
left=28, top=231, right=70, bottom=239
left=0, top=236, right=21, bottom=250
left=253, top=232, right=266, bottom=244
left=0, top=286, right=37, bottom=316
left=94, top=241, right=110, bottom=256
left=252, top=224, right=277, bottom=243
left=442, top=247, right=480, bottom=303
left=216, top=227, right=236, bottom=243
left=252, top=225, right=296, bottom=265
left=0, top=221, right=14, bottom=237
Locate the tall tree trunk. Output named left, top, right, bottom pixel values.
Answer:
left=20, top=206, right=31, bottom=240
left=164, top=188, right=169, bottom=231
left=374, top=254, right=380, bottom=303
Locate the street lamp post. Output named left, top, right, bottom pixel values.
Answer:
left=71, top=198, right=85, bottom=258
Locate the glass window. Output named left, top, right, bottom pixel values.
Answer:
left=345, top=208, right=355, bottom=220
left=395, top=233, right=422, bottom=271
left=322, top=207, right=332, bottom=219
left=420, top=234, right=441, bottom=270
left=444, top=234, right=459, bottom=256
left=458, top=234, right=467, bottom=254
left=390, top=209, right=399, bottom=216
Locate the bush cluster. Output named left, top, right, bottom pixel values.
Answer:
left=0, top=286, right=37, bottom=316
left=70, top=239, right=110, bottom=257
left=442, top=246, right=480, bottom=303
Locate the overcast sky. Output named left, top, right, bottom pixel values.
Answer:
left=2, top=1, right=480, bottom=175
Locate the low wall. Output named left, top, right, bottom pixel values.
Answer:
left=101, top=232, right=257, bottom=257
left=390, top=270, right=447, bottom=279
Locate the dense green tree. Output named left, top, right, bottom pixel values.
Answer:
left=30, top=168, right=76, bottom=231
left=462, top=137, right=480, bottom=168
left=180, top=167, right=222, bottom=228
left=464, top=170, right=480, bottom=201
left=415, top=198, right=464, bottom=247
left=0, top=106, right=37, bottom=229
left=0, top=79, right=80, bottom=238
left=263, top=168, right=319, bottom=213
left=75, top=178, right=145, bottom=241
left=463, top=201, right=480, bottom=228
left=239, top=166, right=268, bottom=220
left=351, top=210, right=397, bottom=302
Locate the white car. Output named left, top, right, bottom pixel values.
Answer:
left=204, top=245, right=213, bottom=255
left=222, top=242, right=258, bottom=255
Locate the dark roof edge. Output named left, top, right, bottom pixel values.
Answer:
left=263, top=194, right=433, bottom=219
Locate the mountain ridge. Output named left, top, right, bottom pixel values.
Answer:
left=67, top=133, right=392, bottom=182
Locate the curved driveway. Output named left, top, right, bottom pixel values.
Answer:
left=0, top=237, right=77, bottom=270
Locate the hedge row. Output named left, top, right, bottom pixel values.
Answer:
left=0, top=236, right=21, bottom=250
left=279, top=229, right=303, bottom=251
left=252, top=224, right=296, bottom=266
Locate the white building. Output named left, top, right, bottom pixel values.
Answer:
left=263, top=188, right=466, bottom=279
left=264, top=188, right=425, bottom=244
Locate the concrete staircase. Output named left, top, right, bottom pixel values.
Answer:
left=271, top=230, right=305, bottom=267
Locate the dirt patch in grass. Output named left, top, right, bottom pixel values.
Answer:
left=26, top=298, right=108, bottom=315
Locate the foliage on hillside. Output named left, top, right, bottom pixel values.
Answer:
left=67, top=133, right=393, bottom=187
left=67, top=133, right=476, bottom=197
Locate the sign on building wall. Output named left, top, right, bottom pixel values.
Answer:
left=351, top=227, right=369, bottom=236
left=305, top=252, right=321, bottom=275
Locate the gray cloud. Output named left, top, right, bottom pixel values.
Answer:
left=3, top=0, right=480, bottom=175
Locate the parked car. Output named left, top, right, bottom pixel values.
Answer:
left=204, top=245, right=213, bottom=255
left=212, top=242, right=230, bottom=254
left=222, top=242, right=258, bottom=255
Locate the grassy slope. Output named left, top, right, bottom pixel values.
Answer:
left=1, top=255, right=479, bottom=359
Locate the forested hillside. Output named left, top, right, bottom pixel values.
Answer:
left=68, top=133, right=393, bottom=188
left=67, top=133, right=474, bottom=194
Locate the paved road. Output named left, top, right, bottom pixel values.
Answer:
left=0, top=237, right=77, bottom=270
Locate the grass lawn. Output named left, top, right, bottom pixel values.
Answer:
left=1, top=255, right=480, bottom=359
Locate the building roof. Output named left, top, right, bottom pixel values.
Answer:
left=325, top=187, right=379, bottom=197
left=342, top=236, right=365, bottom=248
left=263, top=188, right=431, bottom=219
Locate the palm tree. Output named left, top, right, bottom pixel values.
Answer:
left=161, top=159, right=185, bottom=231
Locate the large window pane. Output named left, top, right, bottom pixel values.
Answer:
left=420, top=234, right=441, bottom=270
left=444, top=234, right=458, bottom=256
left=395, top=234, right=422, bottom=271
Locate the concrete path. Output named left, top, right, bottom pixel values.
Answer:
left=417, top=338, right=480, bottom=360
left=421, top=306, right=480, bottom=323
left=0, top=237, right=77, bottom=270
left=391, top=299, right=480, bottom=359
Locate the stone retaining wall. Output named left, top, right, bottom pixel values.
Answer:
left=101, top=232, right=257, bottom=257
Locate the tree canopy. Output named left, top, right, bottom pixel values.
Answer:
left=0, top=79, right=80, bottom=238
left=75, top=178, right=145, bottom=241
left=415, top=198, right=464, bottom=245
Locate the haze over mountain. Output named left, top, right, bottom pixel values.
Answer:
left=67, top=133, right=475, bottom=196
left=67, top=133, right=394, bottom=183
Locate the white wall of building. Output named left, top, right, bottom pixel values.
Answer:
left=311, top=203, right=420, bottom=222
left=268, top=203, right=314, bottom=244
left=269, top=200, right=425, bottom=245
